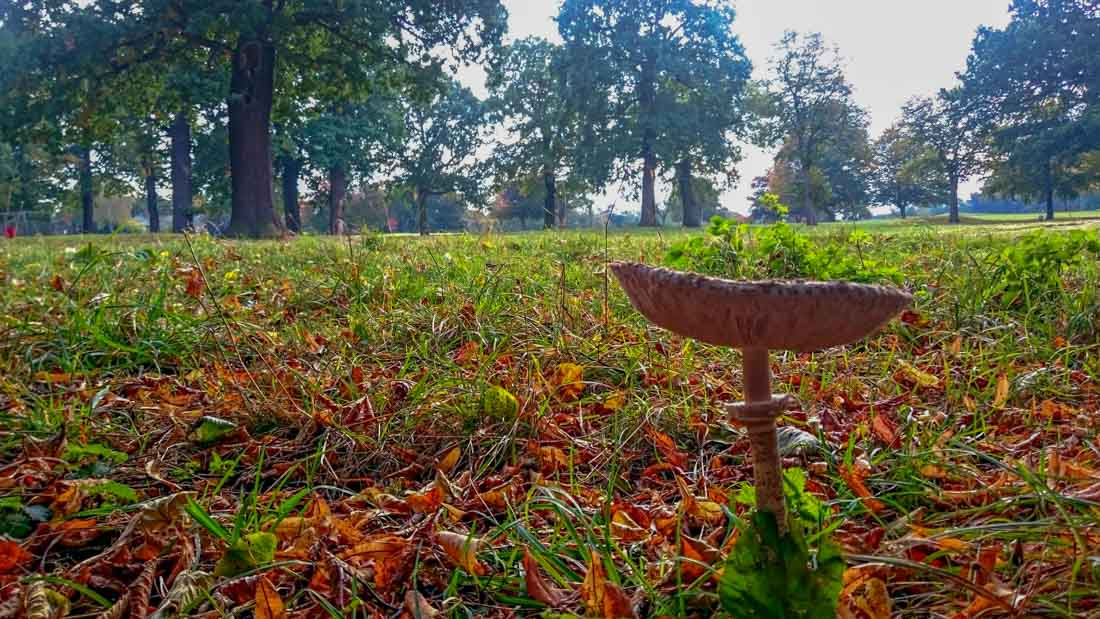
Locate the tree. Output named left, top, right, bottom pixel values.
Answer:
left=964, top=0, right=1099, bottom=115
left=559, top=0, right=752, bottom=227
left=981, top=112, right=1100, bottom=219
left=871, top=123, right=949, bottom=218
left=391, top=82, right=488, bottom=236
left=1, top=0, right=505, bottom=237
left=756, top=32, right=860, bottom=225
left=664, top=176, right=723, bottom=224
left=765, top=99, right=873, bottom=221
left=961, top=1, right=1100, bottom=220
left=901, top=89, right=987, bottom=224
left=293, top=97, right=403, bottom=235
left=487, top=37, right=577, bottom=229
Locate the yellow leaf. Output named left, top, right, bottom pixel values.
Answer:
left=254, top=576, right=286, bottom=619
left=899, top=361, right=940, bottom=388
left=551, top=363, right=585, bottom=401
left=839, top=568, right=891, bottom=619
left=993, top=374, right=1010, bottom=408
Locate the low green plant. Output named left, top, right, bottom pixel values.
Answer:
left=991, top=229, right=1100, bottom=308
left=720, top=469, right=845, bottom=618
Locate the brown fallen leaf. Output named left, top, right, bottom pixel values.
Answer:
left=404, top=589, right=439, bottom=618
left=581, top=551, right=637, bottom=619
left=437, top=530, right=488, bottom=576
left=436, top=446, right=461, bottom=474
left=523, top=549, right=569, bottom=608
left=840, top=464, right=886, bottom=514
left=838, top=566, right=891, bottom=619
left=254, top=575, right=286, bottom=619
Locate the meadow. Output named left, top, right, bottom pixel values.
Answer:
left=1, top=220, right=1098, bottom=618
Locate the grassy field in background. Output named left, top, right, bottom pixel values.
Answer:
left=1, top=222, right=1098, bottom=617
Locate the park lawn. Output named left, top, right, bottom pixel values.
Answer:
left=0, top=224, right=1098, bottom=617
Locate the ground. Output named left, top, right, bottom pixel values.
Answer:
left=0, top=220, right=1098, bottom=618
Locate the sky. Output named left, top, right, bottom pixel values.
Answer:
left=456, top=0, right=1014, bottom=215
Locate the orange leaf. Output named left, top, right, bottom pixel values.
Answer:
left=0, top=540, right=33, bottom=574
left=839, top=566, right=891, bottom=619
left=436, top=447, right=461, bottom=475
left=255, top=575, right=286, bottom=619
left=581, top=551, right=637, bottom=619
left=183, top=269, right=205, bottom=299
left=646, top=427, right=688, bottom=469
left=437, top=531, right=487, bottom=576
left=406, top=485, right=443, bottom=514
left=870, top=414, right=898, bottom=447
left=992, top=374, right=1009, bottom=408
left=523, top=549, right=568, bottom=608
left=840, top=465, right=886, bottom=514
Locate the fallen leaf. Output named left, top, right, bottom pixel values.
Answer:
left=523, top=549, right=568, bottom=608
left=840, top=464, right=886, bottom=514
left=551, top=363, right=585, bottom=401
left=581, top=551, right=637, bottom=619
left=255, top=575, right=286, bottom=619
left=437, top=531, right=487, bottom=576
left=436, top=447, right=461, bottom=474
left=839, top=566, right=891, bottom=619
left=0, top=540, right=33, bottom=574
left=646, top=427, right=688, bottom=469
left=993, top=374, right=1009, bottom=408
left=404, top=590, right=439, bottom=618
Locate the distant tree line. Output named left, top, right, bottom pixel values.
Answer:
left=0, top=0, right=1097, bottom=237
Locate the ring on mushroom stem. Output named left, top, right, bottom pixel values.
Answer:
left=609, top=262, right=912, bottom=534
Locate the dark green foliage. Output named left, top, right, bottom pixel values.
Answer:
left=720, top=469, right=846, bottom=619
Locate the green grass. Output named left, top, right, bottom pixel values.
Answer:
left=1, top=222, right=1098, bottom=617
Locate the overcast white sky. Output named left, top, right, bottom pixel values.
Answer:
left=457, top=0, right=1013, bottom=215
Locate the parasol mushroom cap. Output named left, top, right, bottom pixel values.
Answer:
left=610, top=261, right=912, bottom=352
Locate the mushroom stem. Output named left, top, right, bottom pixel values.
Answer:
left=740, top=347, right=787, bottom=532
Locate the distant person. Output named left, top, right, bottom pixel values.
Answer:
left=3, top=225, right=15, bottom=239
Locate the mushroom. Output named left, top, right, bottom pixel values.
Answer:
left=610, top=262, right=912, bottom=531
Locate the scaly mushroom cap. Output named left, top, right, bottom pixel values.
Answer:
left=610, top=262, right=912, bottom=351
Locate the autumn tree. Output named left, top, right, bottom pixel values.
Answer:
left=871, top=123, right=948, bottom=218
left=962, top=0, right=1100, bottom=220
left=559, top=0, right=752, bottom=227
left=901, top=89, right=987, bottom=224
left=756, top=32, right=860, bottom=225
left=390, top=82, right=488, bottom=236
left=487, top=37, right=578, bottom=229
left=1, top=0, right=505, bottom=237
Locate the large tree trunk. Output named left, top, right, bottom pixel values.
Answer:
left=329, top=164, right=346, bottom=235
left=677, top=159, right=700, bottom=228
left=896, top=186, right=906, bottom=219
left=79, top=145, right=94, bottom=233
left=557, top=191, right=567, bottom=227
left=281, top=156, right=302, bottom=233
left=638, top=53, right=658, bottom=228
left=543, top=170, right=556, bottom=229
left=417, top=190, right=429, bottom=236
left=226, top=38, right=280, bottom=238
left=801, top=164, right=817, bottom=226
left=948, top=174, right=960, bottom=224
left=169, top=112, right=193, bottom=233
left=145, top=168, right=159, bottom=233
